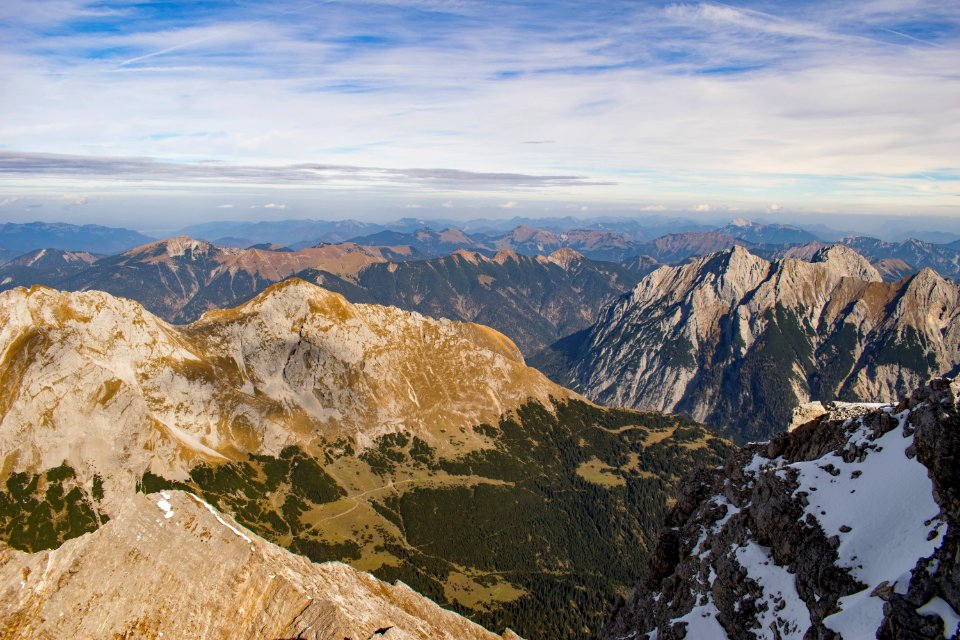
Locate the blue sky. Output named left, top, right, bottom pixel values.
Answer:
left=0, top=0, right=958, bottom=228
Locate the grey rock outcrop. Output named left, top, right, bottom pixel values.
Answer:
left=0, top=490, right=514, bottom=639
left=541, top=245, right=960, bottom=442
left=601, top=378, right=960, bottom=640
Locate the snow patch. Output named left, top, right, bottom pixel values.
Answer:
left=824, top=590, right=885, bottom=638
left=671, top=601, right=728, bottom=639
left=188, top=493, right=253, bottom=543
left=795, top=412, right=943, bottom=637
left=156, top=493, right=174, bottom=520
left=917, top=597, right=960, bottom=637
left=693, top=496, right=740, bottom=555
left=735, top=541, right=810, bottom=638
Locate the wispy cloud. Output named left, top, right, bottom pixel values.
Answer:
left=0, top=151, right=600, bottom=190
left=61, top=193, right=89, bottom=207
left=0, top=0, right=956, bottom=216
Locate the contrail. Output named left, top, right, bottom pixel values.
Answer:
left=878, top=27, right=943, bottom=48
left=119, top=33, right=228, bottom=67
left=117, top=0, right=337, bottom=68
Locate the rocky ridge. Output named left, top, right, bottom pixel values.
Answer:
left=539, top=245, right=960, bottom=441
left=2, top=236, right=644, bottom=356
left=36, top=235, right=417, bottom=322
left=602, top=377, right=960, bottom=640
left=0, top=248, right=97, bottom=289
left=301, top=247, right=643, bottom=354
left=0, top=490, right=516, bottom=639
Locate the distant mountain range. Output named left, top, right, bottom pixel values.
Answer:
left=342, top=227, right=479, bottom=256
left=718, top=217, right=819, bottom=244
left=8, top=225, right=960, bottom=364
left=7, top=236, right=413, bottom=323
left=535, top=245, right=960, bottom=442
left=0, top=236, right=644, bottom=356
left=0, top=222, right=153, bottom=255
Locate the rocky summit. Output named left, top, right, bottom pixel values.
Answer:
left=601, top=377, right=960, bottom=640
left=538, top=244, right=960, bottom=442
left=0, top=489, right=516, bottom=640
left=0, top=278, right=564, bottom=508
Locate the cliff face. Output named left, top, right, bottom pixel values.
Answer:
left=602, top=378, right=960, bottom=640
left=0, top=490, right=514, bottom=640
left=542, top=245, right=960, bottom=441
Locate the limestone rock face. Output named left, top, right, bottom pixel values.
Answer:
left=788, top=401, right=826, bottom=431
left=0, top=280, right=572, bottom=508
left=601, top=378, right=960, bottom=640
left=0, top=490, right=511, bottom=640
left=543, top=245, right=960, bottom=441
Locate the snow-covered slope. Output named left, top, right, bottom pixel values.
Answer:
left=0, top=490, right=517, bottom=640
left=601, top=377, right=960, bottom=640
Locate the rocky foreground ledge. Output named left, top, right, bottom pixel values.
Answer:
left=601, top=378, right=960, bottom=640
left=0, top=490, right=520, bottom=640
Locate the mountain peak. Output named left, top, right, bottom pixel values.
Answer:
left=129, top=235, right=217, bottom=261
left=201, top=277, right=353, bottom=324
left=703, top=244, right=768, bottom=274
left=450, top=248, right=487, bottom=264
left=545, top=247, right=584, bottom=270
left=811, top=244, right=882, bottom=282
left=508, top=225, right=555, bottom=243
left=493, top=248, right=521, bottom=264
left=437, top=227, right=472, bottom=244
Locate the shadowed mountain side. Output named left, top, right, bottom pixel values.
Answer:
left=294, top=248, right=646, bottom=354
left=0, top=248, right=97, bottom=289
left=534, top=245, right=960, bottom=442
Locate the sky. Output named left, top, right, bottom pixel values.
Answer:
left=0, top=0, right=958, bottom=230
